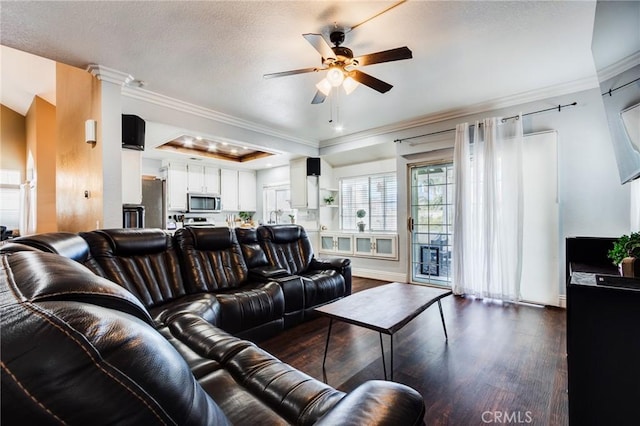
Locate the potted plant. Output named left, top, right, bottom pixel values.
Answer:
left=324, top=195, right=335, bottom=205
left=356, top=209, right=366, bottom=232
left=238, top=211, right=253, bottom=224
left=608, top=232, right=640, bottom=275
left=288, top=214, right=296, bottom=224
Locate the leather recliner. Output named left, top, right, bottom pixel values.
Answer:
left=258, top=224, right=351, bottom=317
left=174, top=226, right=285, bottom=340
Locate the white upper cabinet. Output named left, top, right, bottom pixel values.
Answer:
left=187, top=164, right=220, bottom=194
left=203, top=166, right=220, bottom=194
left=165, top=162, right=188, bottom=211
left=238, top=170, right=256, bottom=211
left=220, top=168, right=239, bottom=211
left=290, top=158, right=318, bottom=209
left=122, top=149, right=142, bottom=204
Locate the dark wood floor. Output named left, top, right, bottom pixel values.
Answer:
left=259, top=277, right=568, bottom=425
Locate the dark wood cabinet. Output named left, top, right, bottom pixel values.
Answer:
left=566, top=237, right=640, bottom=425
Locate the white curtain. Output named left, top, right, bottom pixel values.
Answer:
left=19, top=182, right=36, bottom=236
left=452, top=116, right=524, bottom=302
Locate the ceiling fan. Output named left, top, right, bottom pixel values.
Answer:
left=263, top=29, right=412, bottom=104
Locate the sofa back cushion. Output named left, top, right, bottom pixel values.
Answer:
left=81, top=229, right=187, bottom=308
left=8, top=232, right=104, bottom=274
left=175, top=227, right=249, bottom=292
left=257, top=225, right=314, bottom=275
left=235, top=227, right=269, bottom=269
left=1, top=251, right=230, bottom=426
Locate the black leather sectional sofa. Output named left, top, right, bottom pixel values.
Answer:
left=1, top=225, right=425, bottom=425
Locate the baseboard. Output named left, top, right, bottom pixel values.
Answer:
left=558, top=295, right=566, bottom=309
left=352, top=268, right=407, bottom=283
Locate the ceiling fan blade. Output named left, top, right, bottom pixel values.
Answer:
left=311, top=90, right=327, bottom=104
left=263, top=67, right=322, bottom=79
left=353, top=46, right=412, bottom=67
left=350, top=70, right=393, bottom=93
left=303, top=33, right=336, bottom=61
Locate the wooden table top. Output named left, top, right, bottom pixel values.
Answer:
left=314, top=282, right=452, bottom=335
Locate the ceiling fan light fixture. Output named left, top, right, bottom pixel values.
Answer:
left=316, top=78, right=332, bottom=96
left=326, top=67, right=345, bottom=87
left=343, top=76, right=359, bottom=95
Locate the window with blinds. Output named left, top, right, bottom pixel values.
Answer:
left=340, top=173, right=397, bottom=231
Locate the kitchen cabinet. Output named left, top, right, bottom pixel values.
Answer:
left=290, top=158, right=318, bottom=209
left=122, top=149, right=142, bottom=204
left=187, top=164, right=219, bottom=194
left=220, top=168, right=239, bottom=211
left=238, top=170, right=256, bottom=211
left=220, top=169, right=256, bottom=211
left=204, top=166, right=220, bottom=194
left=165, top=162, right=188, bottom=211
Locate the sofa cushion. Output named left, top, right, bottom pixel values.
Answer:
left=175, top=227, right=249, bottom=291
left=235, top=227, right=269, bottom=269
left=81, top=229, right=187, bottom=308
left=258, top=224, right=314, bottom=275
left=1, top=252, right=230, bottom=426
left=168, top=313, right=345, bottom=425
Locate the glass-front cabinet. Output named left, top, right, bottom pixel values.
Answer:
left=320, top=233, right=353, bottom=255
left=320, top=232, right=398, bottom=260
left=353, top=234, right=398, bottom=259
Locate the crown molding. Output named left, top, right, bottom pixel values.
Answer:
left=597, top=51, right=640, bottom=82
left=320, top=75, right=600, bottom=148
left=86, top=64, right=134, bottom=86
left=121, top=86, right=318, bottom=148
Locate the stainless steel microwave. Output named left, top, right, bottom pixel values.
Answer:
left=187, top=193, right=221, bottom=213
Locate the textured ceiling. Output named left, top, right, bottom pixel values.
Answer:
left=1, top=0, right=636, bottom=167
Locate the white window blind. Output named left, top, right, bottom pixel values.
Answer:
left=340, top=173, right=397, bottom=231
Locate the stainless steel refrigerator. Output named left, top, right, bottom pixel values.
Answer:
left=141, top=178, right=166, bottom=229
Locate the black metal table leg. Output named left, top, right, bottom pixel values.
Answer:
left=379, top=332, right=387, bottom=380
left=322, top=319, right=333, bottom=383
left=390, top=333, right=394, bottom=381
left=438, top=299, right=448, bottom=341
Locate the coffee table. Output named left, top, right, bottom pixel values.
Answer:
left=315, top=282, right=452, bottom=381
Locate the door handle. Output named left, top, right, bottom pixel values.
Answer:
left=408, top=217, right=414, bottom=232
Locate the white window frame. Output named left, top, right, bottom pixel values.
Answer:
left=339, top=172, right=397, bottom=232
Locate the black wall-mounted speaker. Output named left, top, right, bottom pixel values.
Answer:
left=307, top=157, right=321, bottom=176
left=122, top=114, right=146, bottom=151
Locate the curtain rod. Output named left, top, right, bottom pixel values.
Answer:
left=393, top=101, right=578, bottom=143
left=601, top=76, right=640, bottom=97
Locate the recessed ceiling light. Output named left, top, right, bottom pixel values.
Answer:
left=195, top=136, right=203, bottom=141
left=208, top=144, right=217, bottom=151
left=242, top=146, right=248, bottom=150
left=230, top=149, right=238, bottom=154
left=222, top=142, right=228, bottom=146
left=184, top=138, right=193, bottom=147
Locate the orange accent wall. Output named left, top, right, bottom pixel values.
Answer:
left=25, top=96, right=57, bottom=233
left=0, top=105, right=27, bottom=182
left=56, top=62, right=103, bottom=232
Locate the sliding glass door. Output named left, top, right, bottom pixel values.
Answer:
left=409, top=162, right=455, bottom=286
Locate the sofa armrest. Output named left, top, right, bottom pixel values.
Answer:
left=309, top=256, right=352, bottom=295
left=249, top=266, right=289, bottom=281
left=314, top=380, right=425, bottom=426
left=310, top=256, right=351, bottom=271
